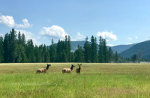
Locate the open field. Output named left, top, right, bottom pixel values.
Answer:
left=0, top=63, right=150, bottom=98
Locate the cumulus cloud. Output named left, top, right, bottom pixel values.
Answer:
left=15, top=18, right=31, bottom=28
left=39, top=25, right=68, bottom=40
left=16, top=29, right=39, bottom=45
left=0, top=15, right=31, bottom=28
left=0, top=15, right=15, bottom=27
left=97, top=31, right=117, bottom=41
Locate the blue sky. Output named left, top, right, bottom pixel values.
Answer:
left=0, top=0, right=150, bottom=46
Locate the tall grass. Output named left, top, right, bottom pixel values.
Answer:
left=0, top=63, right=150, bottom=98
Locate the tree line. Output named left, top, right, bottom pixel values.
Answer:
left=0, top=29, right=120, bottom=63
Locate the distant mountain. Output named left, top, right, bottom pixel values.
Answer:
left=111, top=44, right=135, bottom=53
left=71, top=41, right=85, bottom=51
left=70, top=41, right=135, bottom=53
left=120, top=40, right=150, bottom=59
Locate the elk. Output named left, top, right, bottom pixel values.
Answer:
left=76, top=64, right=82, bottom=74
left=36, top=64, right=51, bottom=73
left=62, top=64, right=75, bottom=73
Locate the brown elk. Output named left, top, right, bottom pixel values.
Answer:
left=62, top=64, right=75, bottom=73
left=76, top=64, right=82, bottom=74
left=36, top=64, right=51, bottom=73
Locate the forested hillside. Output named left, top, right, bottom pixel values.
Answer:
left=120, top=40, right=150, bottom=59
left=0, top=29, right=119, bottom=63
left=111, top=44, right=135, bottom=53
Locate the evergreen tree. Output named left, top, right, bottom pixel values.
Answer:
left=98, top=36, right=104, bottom=63
left=0, top=29, right=132, bottom=63
left=64, top=35, right=71, bottom=62
left=9, top=29, right=17, bottom=62
left=67, top=36, right=71, bottom=62
left=108, top=47, right=113, bottom=62
left=103, top=39, right=108, bottom=62
left=34, top=45, right=40, bottom=62
left=16, top=32, right=27, bottom=62
left=98, top=37, right=109, bottom=63
left=83, top=37, right=91, bottom=62
left=74, top=45, right=84, bottom=62
left=70, top=52, right=74, bottom=62
left=0, top=36, right=4, bottom=62
left=26, top=39, right=35, bottom=62
left=114, top=51, right=119, bottom=63
left=90, top=36, right=98, bottom=62
left=56, top=40, right=66, bottom=62
left=4, top=33, right=10, bottom=62
left=50, top=39, right=56, bottom=62
left=43, top=45, right=50, bottom=62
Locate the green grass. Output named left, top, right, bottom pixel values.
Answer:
left=0, top=63, right=150, bottom=98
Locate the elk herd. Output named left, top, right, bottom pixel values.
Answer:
left=36, top=64, right=82, bottom=74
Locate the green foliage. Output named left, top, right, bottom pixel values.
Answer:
left=120, top=40, right=150, bottom=59
left=50, top=39, right=56, bottom=62
left=115, top=51, right=119, bottom=62
left=83, top=37, right=91, bottom=62
left=0, top=36, right=4, bottom=62
left=98, top=36, right=110, bottom=63
left=74, top=45, right=84, bottom=62
left=0, top=29, right=121, bottom=63
left=90, top=36, right=98, bottom=62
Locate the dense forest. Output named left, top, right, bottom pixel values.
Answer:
left=0, top=29, right=121, bottom=63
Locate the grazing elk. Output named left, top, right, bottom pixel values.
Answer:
left=36, top=64, right=51, bottom=73
left=76, top=64, right=82, bottom=74
left=62, top=64, right=75, bottom=73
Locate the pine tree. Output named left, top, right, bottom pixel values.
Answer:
left=67, top=36, right=71, bottom=62
left=16, top=32, right=27, bottom=62
left=70, top=52, right=74, bottom=62
left=98, top=36, right=104, bottom=63
left=56, top=40, right=66, bottom=62
left=0, top=36, right=4, bottom=62
left=103, top=39, right=108, bottom=62
left=50, top=39, right=56, bottom=62
left=26, top=39, right=35, bottom=62
left=9, top=29, right=17, bottom=62
left=108, top=47, right=113, bottom=62
left=34, top=45, right=40, bottom=62
left=114, top=51, right=119, bottom=63
left=74, top=45, right=84, bottom=62
left=83, top=37, right=91, bottom=62
left=98, top=37, right=109, bottom=63
left=4, top=33, right=10, bottom=62
left=90, top=36, right=98, bottom=62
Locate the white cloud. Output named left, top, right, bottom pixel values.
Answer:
left=39, top=25, right=68, bottom=40
left=15, top=18, right=31, bottom=28
left=16, top=29, right=39, bottom=45
left=0, top=15, right=15, bottom=27
left=97, top=31, right=117, bottom=41
left=0, top=15, right=31, bottom=28
left=72, top=32, right=85, bottom=41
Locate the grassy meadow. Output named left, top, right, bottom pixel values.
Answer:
left=0, top=63, right=150, bottom=98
